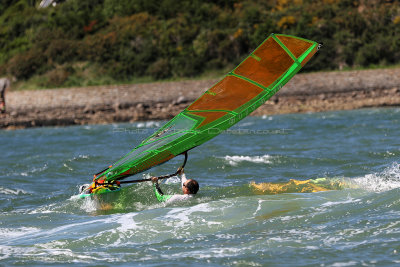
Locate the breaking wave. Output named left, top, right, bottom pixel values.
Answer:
left=223, top=155, right=273, bottom=166
left=352, top=162, right=400, bottom=192
left=0, top=187, right=29, bottom=196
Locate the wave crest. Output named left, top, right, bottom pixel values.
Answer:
left=353, top=163, right=400, bottom=192
left=223, top=155, right=273, bottom=166
left=0, top=187, right=29, bottom=195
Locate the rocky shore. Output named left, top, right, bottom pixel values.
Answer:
left=1, top=68, right=400, bottom=130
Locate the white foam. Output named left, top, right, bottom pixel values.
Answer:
left=116, top=213, right=142, bottom=232
left=18, top=164, right=48, bottom=177
left=261, top=115, right=273, bottom=120
left=253, top=199, right=267, bottom=216
left=320, top=194, right=361, bottom=208
left=70, top=155, right=89, bottom=161
left=162, top=202, right=224, bottom=231
left=0, top=244, right=112, bottom=263
left=81, top=197, right=102, bottom=212
left=136, top=121, right=160, bottom=128
left=0, top=187, right=28, bottom=195
left=331, top=261, right=359, bottom=267
left=0, top=245, right=35, bottom=260
left=28, top=217, right=116, bottom=243
left=223, top=155, right=273, bottom=166
left=0, top=227, right=39, bottom=239
left=352, top=163, right=400, bottom=192
left=164, top=175, right=180, bottom=184
left=163, top=247, right=242, bottom=259
left=63, top=163, right=73, bottom=171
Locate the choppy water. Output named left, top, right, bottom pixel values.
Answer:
left=1, top=108, right=400, bottom=266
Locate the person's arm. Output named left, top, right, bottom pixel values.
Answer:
left=177, top=167, right=187, bottom=187
left=181, top=173, right=187, bottom=187
left=152, top=177, right=172, bottom=202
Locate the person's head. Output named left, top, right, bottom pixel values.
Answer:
left=79, top=184, right=91, bottom=194
left=182, top=179, right=199, bottom=195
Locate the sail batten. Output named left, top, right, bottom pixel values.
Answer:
left=93, top=34, right=319, bottom=183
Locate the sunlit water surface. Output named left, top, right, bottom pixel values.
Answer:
left=1, top=108, right=400, bottom=266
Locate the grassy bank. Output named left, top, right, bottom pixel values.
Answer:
left=10, top=62, right=230, bottom=91
left=13, top=62, right=400, bottom=92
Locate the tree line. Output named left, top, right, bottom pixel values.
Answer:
left=0, top=0, right=399, bottom=89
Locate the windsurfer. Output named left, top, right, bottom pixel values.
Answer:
left=79, top=184, right=91, bottom=194
left=151, top=167, right=199, bottom=203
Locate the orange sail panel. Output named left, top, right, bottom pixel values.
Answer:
left=187, top=76, right=264, bottom=112
left=233, top=37, right=294, bottom=88
left=275, top=35, right=313, bottom=59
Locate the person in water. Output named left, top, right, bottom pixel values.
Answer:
left=0, top=78, right=10, bottom=114
left=152, top=167, right=199, bottom=203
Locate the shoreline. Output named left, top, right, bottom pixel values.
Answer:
left=1, top=68, right=400, bottom=130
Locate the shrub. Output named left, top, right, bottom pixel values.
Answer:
left=277, top=16, right=296, bottom=29
left=44, top=67, right=70, bottom=87
left=45, top=39, right=79, bottom=64
left=146, top=58, right=171, bottom=79
left=7, top=47, right=46, bottom=80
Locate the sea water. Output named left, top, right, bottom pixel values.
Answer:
left=1, top=108, right=400, bottom=266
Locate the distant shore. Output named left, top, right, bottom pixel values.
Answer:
left=1, top=68, right=400, bottom=130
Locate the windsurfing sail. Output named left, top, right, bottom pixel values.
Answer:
left=93, top=33, right=320, bottom=184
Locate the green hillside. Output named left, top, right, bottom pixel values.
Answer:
left=0, top=0, right=399, bottom=90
